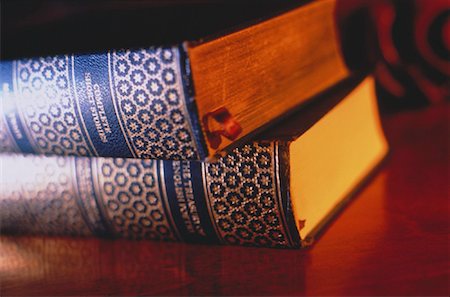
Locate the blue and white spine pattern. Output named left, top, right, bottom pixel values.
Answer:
left=0, top=47, right=206, bottom=160
left=0, top=142, right=300, bottom=248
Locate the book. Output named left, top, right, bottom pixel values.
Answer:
left=0, top=77, right=388, bottom=247
left=0, top=0, right=350, bottom=160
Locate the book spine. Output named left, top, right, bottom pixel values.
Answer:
left=0, top=142, right=300, bottom=248
left=0, top=47, right=207, bottom=160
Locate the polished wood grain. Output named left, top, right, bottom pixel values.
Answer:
left=0, top=104, right=448, bottom=296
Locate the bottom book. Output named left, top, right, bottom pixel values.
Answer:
left=0, top=77, right=388, bottom=248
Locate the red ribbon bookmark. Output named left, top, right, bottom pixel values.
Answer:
left=202, top=107, right=242, bottom=150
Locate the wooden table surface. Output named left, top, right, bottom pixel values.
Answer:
left=1, top=104, right=448, bottom=296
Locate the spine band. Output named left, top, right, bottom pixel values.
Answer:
left=0, top=142, right=299, bottom=248
left=0, top=47, right=206, bottom=160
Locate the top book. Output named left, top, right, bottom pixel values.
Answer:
left=0, top=0, right=350, bottom=160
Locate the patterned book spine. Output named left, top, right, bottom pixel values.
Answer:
left=0, top=142, right=300, bottom=248
left=0, top=47, right=207, bottom=160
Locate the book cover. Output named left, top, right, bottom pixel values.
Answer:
left=0, top=77, right=388, bottom=248
left=0, top=142, right=300, bottom=248
left=0, top=47, right=206, bottom=160
left=0, top=0, right=350, bottom=160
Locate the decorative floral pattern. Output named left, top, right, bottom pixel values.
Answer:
left=1, top=47, right=203, bottom=160
left=96, top=158, right=177, bottom=241
left=0, top=142, right=298, bottom=248
left=14, top=56, right=92, bottom=156
left=205, top=143, right=292, bottom=247
left=0, top=155, right=91, bottom=235
left=111, top=47, right=199, bottom=160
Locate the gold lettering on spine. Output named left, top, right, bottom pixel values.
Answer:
left=158, top=160, right=182, bottom=240
left=84, top=72, right=112, bottom=143
left=70, top=55, right=98, bottom=156
left=172, top=161, right=205, bottom=236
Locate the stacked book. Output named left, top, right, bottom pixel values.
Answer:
left=0, top=0, right=388, bottom=248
